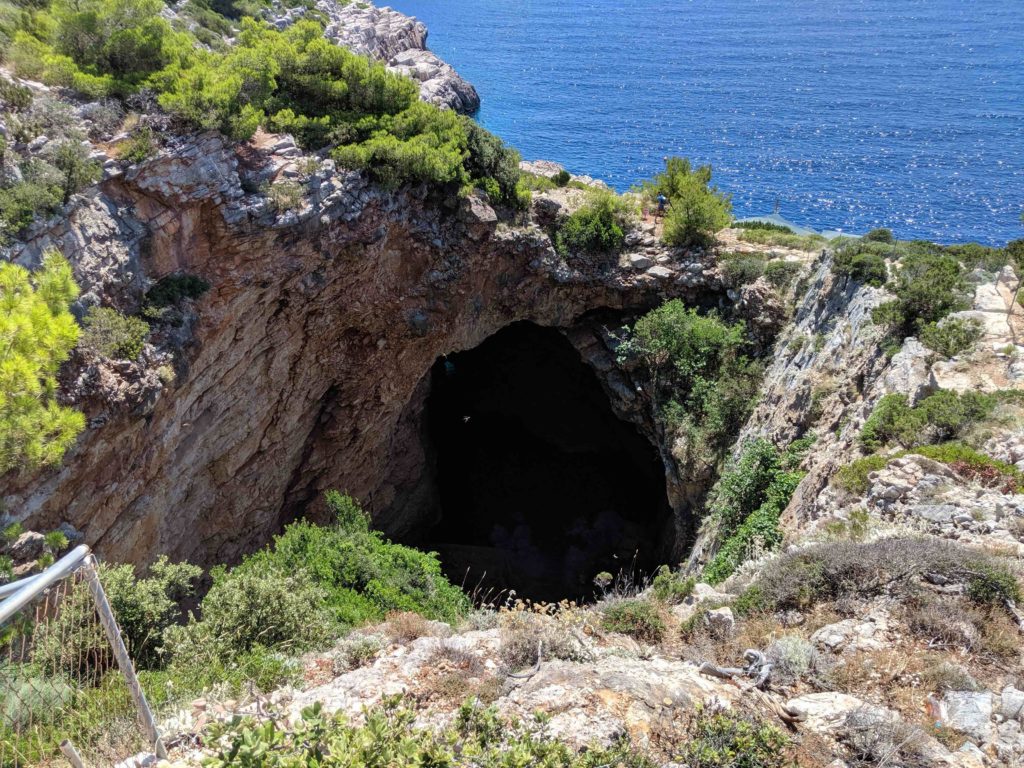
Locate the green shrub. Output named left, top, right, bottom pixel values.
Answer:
left=832, top=247, right=888, bottom=287
left=618, top=301, right=761, bottom=475
left=650, top=565, right=695, bottom=604
left=919, top=316, right=982, bottom=358
left=736, top=228, right=827, bottom=252
left=78, top=306, right=149, bottom=359
left=763, top=260, right=802, bottom=289
left=911, top=442, right=1023, bottom=490
left=945, top=242, right=1009, bottom=272
left=462, top=117, right=523, bottom=207
left=168, top=566, right=332, bottom=666
left=0, top=673, right=75, bottom=730
left=145, top=273, right=210, bottom=307
left=718, top=252, right=765, bottom=285
left=116, top=125, right=156, bottom=164
left=47, top=140, right=102, bottom=204
left=860, top=390, right=997, bottom=450
left=553, top=169, right=571, bottom=186
left=675, top=707, right=790, bottom=768
left=871, top=251, right=969, bottom=339
left=600, top=599, right=665, bottom=643
left=834, top=454, right=889, bottom=495
left=262, top=180, right=305, bottom=212
left=643, top=157, right=731, bottom=248
left=0, top=78, right=33, bottom=111
left=733, top=220, right=793, bottom=234
left=701, top=438, right=808, bottom=584
left=555, top=189, right=633, bottom=257
left=30, top=556, right=200, bottom=676
left=0, top=179, right=63, bottom=244
left=864, top=227, right=894, bottom=243
left=204, top=698, right=655, bottom=768
left=225, top=492, right=470, bottom=630
left=0, top=252, right=85, bottom=472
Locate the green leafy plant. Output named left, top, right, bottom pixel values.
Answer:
left=642, top=157, right=731, bottom=248
left=145, top=273, right=210, bottom=308
left=763, top=260, right=801, bottom=289
left=919, top=316, right=982, bottom=358
left=733, top=220, right=793, bottom=234
left=831, top=246, right=888, bottom=287
left=718, top=252, right=766, bottom=286
left=675, top=707, right=790, bottom=768
left=600, top=599, right=665, bottom=643
left=78, top=306, right=149, bottom=359
left=554, top=189, right=633, bottom=257
left=650, top=565, right=695, bottom=604
left=618, top=300, right=762, bottom=477
left=859, top=390, right=997, bottom=450
left=871, top=251, right=969, bottom=341
left=0, top=252, right=85, bottom=472
left=116, top=125, right=156, bottom=164
left=863, top=227, right=894, bottom=243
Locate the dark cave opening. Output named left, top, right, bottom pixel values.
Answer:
left=420, top=321, right=673, bottom=602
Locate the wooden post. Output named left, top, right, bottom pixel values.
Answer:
left=59, top=740, right=86, bottom=768
left=81, top=556, right=168, bottom=759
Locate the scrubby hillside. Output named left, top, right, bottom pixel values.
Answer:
left=1, top=1, right=1023, bottom=766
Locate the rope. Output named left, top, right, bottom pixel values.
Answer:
left=507, top=640, right=543, bottom=679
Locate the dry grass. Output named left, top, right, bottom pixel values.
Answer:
left=383, top=611, right=437, bottom=644
left=415, top=643, right=500, bottom=705
left=497, top=610, right=590, bottom=672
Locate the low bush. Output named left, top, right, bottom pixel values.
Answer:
left=78, top=306, right=150, bottom=359
left=733, top=220, right=793, bottom=234
left=863, top=227, right=894, bottom=243
left=736, top=537, right=1020, bottom=616
left=600, top=599, right=665, bottom=643
left=204, top=697, right=655, bottom=768
left=831, top=247, right=888, bottom=287
left=166, top=566, right=332, bottom=670
left=262, top=180, right=305, bottom=212
left=919, top=316, right=982, bottom=358
left=554, top=189, right=633, bottom=257
left=921, top=661, right=980, bottom=693
left=871, top=251, right=970, bottom=341
left=145, top=273, right=210, bottom=308
left=32, top=556, right=201, bottom=676
left=116, top=126, right=156, bottom=164
left=675, top=707, right=790, bottom=768
left=763, top=260, right=802, bottom=290
left=228, top=492, right=470, bottom=629
left=553, top=168, right=571, bottom=186
left=650, top=565, right=695, bottom=604
left=859, top=390, right=998, bottom=451
left=736, top=228, right=827, bottom=252
left=833, top=454, right=889, bottom=495
left=765, top=634, right=828, bottom=687
left=498, top=610, right=586, bottom=671
left=718, top=252, right=765, bottom=286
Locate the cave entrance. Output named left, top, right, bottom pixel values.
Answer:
left=421, top=321, right=672, bottom=603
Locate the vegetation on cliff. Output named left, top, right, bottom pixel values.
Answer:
left=639, top=157, right=732, bottom=248
left=618, top=300, right=762, bottom=477
left=0, top=252, right=84, bottom=472
left=0, top=0, right=528, bottom=243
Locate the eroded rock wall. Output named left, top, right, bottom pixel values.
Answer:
left=3, top=133, right=724, bottom=569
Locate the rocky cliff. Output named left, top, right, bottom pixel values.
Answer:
left=2, top=129, right=742, bottom=570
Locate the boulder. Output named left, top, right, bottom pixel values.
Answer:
left=6, top=531, right=45, bottom=561
left=883, top=338, right=932, bottom=403
left=1000, top=686, right=1024, bottom=721
left=942, top=691, right=993, bottom=741
left=704, top=607, right=735, bottom=639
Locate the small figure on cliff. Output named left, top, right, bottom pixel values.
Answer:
left=656, top=193, right=668, bottom=219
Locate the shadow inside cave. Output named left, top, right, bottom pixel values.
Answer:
left=415, top=321, right=673, bottom=603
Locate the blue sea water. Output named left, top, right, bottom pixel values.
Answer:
left=390, top=0, right=1023, bottom=245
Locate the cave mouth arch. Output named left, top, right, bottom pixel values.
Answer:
left=417, top=321, right=673, bottom=603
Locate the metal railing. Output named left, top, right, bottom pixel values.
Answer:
left=0, top=546, right=166, bottom=766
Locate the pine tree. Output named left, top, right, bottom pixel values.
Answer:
left=0, top=252, right=85, bottom=472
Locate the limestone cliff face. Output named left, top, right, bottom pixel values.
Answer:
left=2, top=132, right=726, bottom=569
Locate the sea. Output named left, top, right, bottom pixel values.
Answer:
left=389, top=0, right=1023, bottom=245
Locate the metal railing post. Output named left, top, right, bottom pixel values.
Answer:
left=81, top=555, right=168, bottom=759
